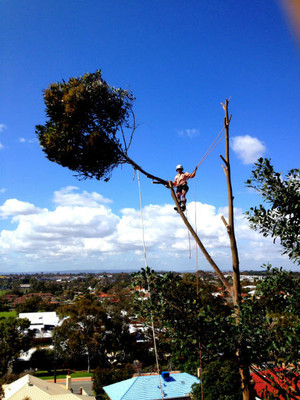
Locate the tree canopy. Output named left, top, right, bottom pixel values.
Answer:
left=36, top=70, right=135, bottom=181
left=0, top=317, right=34, bottom=377
left=246, top=158, right=300, bottom=264
left=133, top=267, right=300, bottom=399
left=55, top=297, right=109, bottom=372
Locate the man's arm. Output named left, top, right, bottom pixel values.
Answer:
left=189, top=167, right=198, bottom=178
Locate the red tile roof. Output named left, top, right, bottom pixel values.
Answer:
left=252, top=368, right=300, bottom=399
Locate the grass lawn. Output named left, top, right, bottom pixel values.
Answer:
left=0, top=311, right=17, bottom=319
left=35, top=370, right=93, bottom=380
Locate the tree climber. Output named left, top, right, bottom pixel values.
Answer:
left=172, top=164, right=197, bottom=211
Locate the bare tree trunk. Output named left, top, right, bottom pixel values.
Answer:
left=220, top=100, right=254, bottom=400
left=220, top=99, right=241, bottom=304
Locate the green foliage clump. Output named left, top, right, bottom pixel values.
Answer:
left=0, top=317, right=34, bottom=377
left=246, top=158, right=300, bottom=264
left=132, top=267, right=230, bottom=370
left=36, top=70, right=135, bottom=181
left=54, top=297, right=109, bottom=373
left=92, top=364, right=134, bottom=397
left=133, top=267, right=300, bottom=398
left=191, top=360, right=242, bottom=400
left=30, top=348, right=55, bottom=373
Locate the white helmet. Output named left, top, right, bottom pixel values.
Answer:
left=176, top=164, right=183, bottom=171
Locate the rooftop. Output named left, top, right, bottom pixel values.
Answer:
left=103, top=372, right=199, bottom=400
left=2, top=374, right=94, bottom=400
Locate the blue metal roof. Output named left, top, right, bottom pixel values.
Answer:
left=103, top=372, right=199, bottom=400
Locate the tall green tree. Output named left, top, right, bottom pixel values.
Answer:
left=55, top=297, right=109, bottom=372
left=246, top=158, right=300, bottom=264
left=191, top=360, right=242, bottom=400
left=92, top=364, right=134, bottom=398
left=0, top=317, right=34, bottom=376
left=55, top=296, right=135, bottom=372
left=133, top=268, right=232, bottom=371
left=133, top=268, right=300, bottom=399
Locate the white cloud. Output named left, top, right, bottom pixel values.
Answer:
left=177, top=128, right=200, bottom=139
left=19, top=137, right=37, bottom=144
left=0, top=188, right=293, bottom=272
left=0, top=199, right=43, bottom=219
left=53, top=186, right=112, bottom=207
left=0, top=188, right=7, bottom=194
left=0, top=124, right=7, bottom=149
left=0, top=124, right=7, bottom=133
left=231, top=135, right=266, bottom=164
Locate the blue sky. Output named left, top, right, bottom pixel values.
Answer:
left=0, top=0, right=299, bottom=273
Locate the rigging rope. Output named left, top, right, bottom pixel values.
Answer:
left=137, top=171, right=148, bottom=269
left=134, top=126, right=225, bottom=398
left=195, top=126, right=225, bottom=169
left=194, top=175, right=204, bottom=399
left=137, top=170, right=164, bottom=400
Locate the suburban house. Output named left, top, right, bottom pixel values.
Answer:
left=13, top=292, right=54, bottom=306
left=2, top=374, right=95, bottom=400
left=18, top=311, right=61, bottom=338
left=103, top=371, right=199, bottom=400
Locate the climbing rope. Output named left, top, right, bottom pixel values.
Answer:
left=192, top=176, right=204, bottom=399
left=195, top=126, right=225, bottom=169
left=137, top=170, right=164, bottom=400
left=182, top=127, right=225, bottom=262
left=137, top=170, right=148, bottom=269
left=134, top=126, right=225, bottom=398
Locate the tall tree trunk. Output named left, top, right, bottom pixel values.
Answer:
left=221, top=99, right=241, bottom=304
left=220, top=100, right=254, bottom=400
left=87, top=348, right=91, bottom=373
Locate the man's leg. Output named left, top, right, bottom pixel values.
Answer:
left=181, top=190, right=187, bottom=211
left=175, top=191, right=182, bottom=211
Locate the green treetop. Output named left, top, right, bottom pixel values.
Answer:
left=246, top=158, right=300, bottom=264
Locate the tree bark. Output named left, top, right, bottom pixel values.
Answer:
left=122, top=153, right=168, bottom=186
left=221, top=100, right=254, bottom=400
left=221, top=99, right=241, bottom=305
left=168, top=183, right=233, bottom=296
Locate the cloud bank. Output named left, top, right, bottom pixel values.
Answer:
left=0, top=187, right=291, bottom=272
